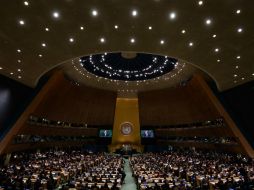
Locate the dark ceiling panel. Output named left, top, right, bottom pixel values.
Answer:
left=0, top=0, right=253, bottom=91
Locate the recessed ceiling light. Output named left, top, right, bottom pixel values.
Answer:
left=169, top=12, right=176, bottom=20
left=17, top=69, right=21, bottom=72
left=24, top=1, right=29, bottom=6
left=160, top=40, right=165, bottom=45
left=80, top=26, right=84, bottom=30
left=130, top=38, right=135, bottom=43
left=114, top=25, right=118, bottom=29
left=0, top=67, right=2, bottom=70
left=69, top=38, right=74, bottom=43
left=148, top=26, right=152, bottom=30
left=10, top=72, right=14, bottom=75
left=212, top=34, right=217, bottom=38
left=236, top=55, right=241, bottom=59
left=235, top=66, right=239, bottom=69
left=45, top=27, right=49, bottom=31
left=214, top=48, right=219, bottom=52
left=181, top=30, right=186, bottom=34
left=100, top=37, right=105, bottom=43
left=236, top=9, right=241, bottom=14
left=18, top=76, right=22, bottom=79
left=38, top=54, right=42, bottom=57
left=17, top=49, right=21, bottom=53
left=252, top=73, right=254, bottom=76
left=205, top=18, right=212, bottom=25
left=241, top=77, right=245, bottom=80
left=19, top=20, right=25, bottom=25
left=52, top=12, right=60, bottom=18
left=217, top=59, right=221, bottom=62
left=234, top=80, right=237, bottom=83
left=18, top=60, right=21, bottom=63
left=41, top=43, right=46, bottom=47
left=237, top=28, right=243, bottom=33
left=92, top=9, right=98, bottom=16
left=189, top=42, right=194, bottom=47
left=234, top=74, right=238, bottom=77
left=198, top=1, right=203, bottom=6
left=132, top=9, right=138, bottom=17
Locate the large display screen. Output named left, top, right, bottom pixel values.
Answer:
left=99, top=129, right=112, bottom=138
left=141, top=130, right=155, bottom=138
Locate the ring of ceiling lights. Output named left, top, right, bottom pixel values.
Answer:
left=79, top=52, right=177, bottom=81
left=63, top=52, right=197, bottom=94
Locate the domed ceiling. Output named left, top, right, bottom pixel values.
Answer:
left=0, top=0, right=253, bottom=91
left=62, top=52, right=195, bottom=93
left=80, top=53, right=177, bottom=81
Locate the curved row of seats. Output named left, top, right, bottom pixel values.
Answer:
left=0, top=151, right=124, bottom=190
left=130, top=150, right=254, bottom=190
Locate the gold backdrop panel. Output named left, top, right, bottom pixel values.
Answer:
left=110, top=98, right=142, bottom=152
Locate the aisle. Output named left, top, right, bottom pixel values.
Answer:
left=121, top=158, right=137, bottom=190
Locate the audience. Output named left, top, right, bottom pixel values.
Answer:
left=130, top=149, right=254, bottom=190
left=148, top=118, right=225, bottom=129
left=28, top=115, right=91, bottom=128
left=13, top=135, right=95, bottom=144
left=28, top=115, right=224, bottom=130
left=158, top=136, right=237, bottom=145
left=0, top=150, right=124, bottom=190
left=0, top=147, right=253, bottom=190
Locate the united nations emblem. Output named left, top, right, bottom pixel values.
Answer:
left=120, top=122, right=133, bottom=135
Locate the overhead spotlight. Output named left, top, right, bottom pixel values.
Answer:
left=169, top=12, right=176, bottom=20
left=212, top=34, right=217, bottom=38
left=132, top=9, right=138, bottom=17
left=18, top=76, right=22, bottom=79
left=92, top=9, right=98, bottom=16
left=130, top=38, right=135, bottom=43
left=45, top=27, right=49, bottom=31
left=236, top=55, right=241, bottom=59
left=214, top=48, right=219, bottom=52
left=234, top=74, right=237, bottom=77
left=80, top=26, right=84, bottom=30
left=10, top=72, right=14, bottom=75
left=114, top=25, right=118, bottom=29
left=181, top=30, right=186, bottom=34
left=148, top=26, right=152, bottom=30
left=198, top=1, right=203, bottom=6
left=217, top=59, right=220, bottom=62
left=100, top=37, right=105, bottom=43
left=38, top=54, right=42, bottom=57
left=24, top=1, right=29, bottom=6
left=41, top=43, right=46, bottom=47
left=19, top=20, right=25, bottom=25
left=52, top=11, right=60, bottom=18
left=236, top=9, right=241, bottom=14
left=237, top=28, right=243, bottom=33
left=17, top=49, right=21, bottom=53
left=205, top=18, right=212, bottom=25
left=235, top=66, right=239, bottom=69
left=69, top=38, right=74, bottom=43
left=0, top=67, right=2, bottom=70
left=160, top=40, right=165, bottom=45
left=17, top=69, right=21, bottom=72
left=17, top=60, right=21, bottom=63
left=189, top=42, right=194, bottom=47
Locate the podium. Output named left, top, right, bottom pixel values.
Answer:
left=109, top=143, right=143, bottom=153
